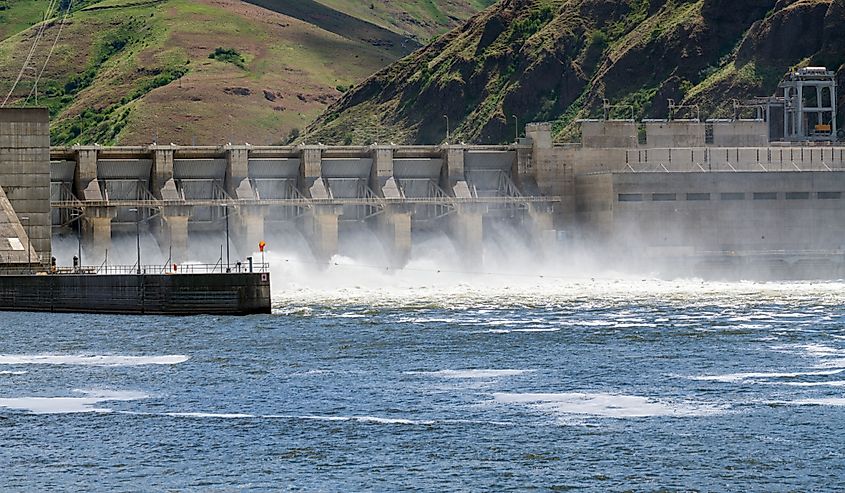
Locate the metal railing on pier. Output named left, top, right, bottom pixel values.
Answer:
left=50, top=195, right=562, bottom=210
left=46, top=262, right=270, bottom=275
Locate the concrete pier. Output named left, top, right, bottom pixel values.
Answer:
left=238, top=206, right=265, bottom=254
left=82, top=208, right=116, bottom=263
left=303, top=206, right=340, bottom=262
left=375, top=206, right=412, bottom=267
left=448, top=206, right=484, bottom=267
left=159, top=207, right=190, bottom=262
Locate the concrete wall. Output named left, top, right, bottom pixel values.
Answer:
left=711, top=121, right=769, bottom=147
left=580, top=120, right=638, bottom=148
left=0, top=273, right=270, bottom=315
left=576, top=171, right=845, bottom=255
left=646, top=121, right=706, bottom=148
left=0, top=108, right=50, bottom=265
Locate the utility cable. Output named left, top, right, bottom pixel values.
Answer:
left=24, top=0, right=73, bottom=106
left=2, top=0, right=58, bottom=107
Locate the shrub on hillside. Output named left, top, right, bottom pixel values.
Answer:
left=209, top=47, right=246, bottom=69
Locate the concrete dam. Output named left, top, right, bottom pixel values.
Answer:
left=50, top=141, right=558, bottom=269
left=47, top=118, right=845, bottom=278
left=40, top=68, right=845, bottom=278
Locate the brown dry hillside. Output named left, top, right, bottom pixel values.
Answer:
left=0, top=0, right=490, bottom=145
left=308, top=0, right=845, bottom=145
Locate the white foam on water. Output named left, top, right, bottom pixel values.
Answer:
left=493, top=392, right=724, bottom=418
left=797, top=344, right=843, bottom=357
left=689, top=369, right=845, bottom=383
left=777, top=380, right=845, bottom=387
left=289, top=415, right=434, bottom=426
left=787, top=398, right=845, bottom=406
left=0, top=390, right=148, bottom=414
left=483, top=328, right=560, bottom=334
left=0, top=354, right=190, bottom=367
left=165, top=412, right=255, bottom=419
left=407, top=369, right=533, bottom=379
left=0, top=371, right=27, bottom=376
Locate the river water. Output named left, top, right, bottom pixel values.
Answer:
left=1, top=259, right=845, bottom=491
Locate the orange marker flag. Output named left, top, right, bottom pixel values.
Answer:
left=258, top=241, right=266, bottom=252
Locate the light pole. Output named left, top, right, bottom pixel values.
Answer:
left=129, top=208, right=141, bottom=275
left=20, top=216, right=30, bottom=274
left=512, top=114, right=519, bottom=143
left=223, top=204, right=231, bottom=273
left=443, top=114, right=450, bottom=144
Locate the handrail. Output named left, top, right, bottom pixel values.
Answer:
left=51, top=195, right=562, bottom=209
left=78, top=262, right=269, bottom=275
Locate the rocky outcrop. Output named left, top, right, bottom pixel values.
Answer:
left=308, top=0, right=844, bottom=145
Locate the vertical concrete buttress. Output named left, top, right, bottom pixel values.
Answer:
left=225, top=145, right=249, bottom=197
left=304, top=207, right=339, bottom=263
left=442, top=145, right=483, bottom=266
left=82, top=207, right=117, bottom=264
left=150, top=145, right=175, bottom=199
left=237, top=205, right=265, bottom=254
left=369, top=146, right=412, bottom=266
left=157, top=205, right=191, bottom=263
left=74, top=147, right=103, bottom=201
left=299, top=145, right=339, bottom=262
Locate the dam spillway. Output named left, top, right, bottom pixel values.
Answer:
left=45, top=119, right=845, bottom=278
left=49, top=142, right=558, bottom=268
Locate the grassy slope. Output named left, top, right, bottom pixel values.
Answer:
left=0, top=0, right=488, bottom=145
left=0, top=0, right=50, bottom=41
left=315, top=0, right=496, bottom=41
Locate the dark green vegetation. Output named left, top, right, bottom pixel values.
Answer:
left=208, top=48, right=245, bottom=69
left=309, top=0, right=845, bottom=145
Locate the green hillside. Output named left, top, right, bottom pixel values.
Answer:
left=308, top=0, right=845, bottom=145
left=0, top=0, right=489, bottom=145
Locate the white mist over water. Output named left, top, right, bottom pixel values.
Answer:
left=50, top=219, right=845, bottom=309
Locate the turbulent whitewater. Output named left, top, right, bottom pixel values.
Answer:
left=1, top=260, right=844, bottom=490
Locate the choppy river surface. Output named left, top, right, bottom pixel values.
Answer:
left=2, top=262, right=845, bottom=491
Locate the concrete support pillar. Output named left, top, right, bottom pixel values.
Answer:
left=74, top=147, right=104, bottom=201
left=441, top=145, right=469, bottom=197
left=303, top=206, right=339, bottom=262
left=370, top=146, right=394, bottom=197
left=157, top=206, right=191, bottom=263
left=299, top=146, right=323, bottom=196
left=225, top=145, right=249, bottom=196
left=82, top=207, right=117, bottom=264
left=528, top=203, right=556, bottom=256
left=449, top=206, right=483, bottom=268
left=375, top=206, right=411, bottom=268
left=237, top=206, right=265, bottom=254
left=150, top=145, right=174, bottom=199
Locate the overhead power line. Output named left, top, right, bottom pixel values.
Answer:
left=2, top=0, right=59, bottom=107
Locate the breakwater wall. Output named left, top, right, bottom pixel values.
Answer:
left=0, top=272, right=271, bottom=315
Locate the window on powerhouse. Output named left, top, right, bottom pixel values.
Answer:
left=652, top=193, right=676, bottom=201
left=785, top=192, right=810, bottom=200
left=752, top=192, right=778, bottom=200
